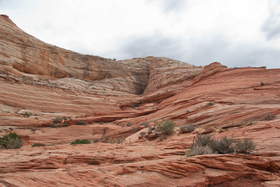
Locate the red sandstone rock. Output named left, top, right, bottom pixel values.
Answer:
left=0, top=15, right=280, bottom=186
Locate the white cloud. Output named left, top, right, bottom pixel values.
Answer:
left=1, top=0, right=279, bottom=68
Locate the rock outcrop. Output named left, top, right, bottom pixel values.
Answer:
left=0, top=15, right=280, bottom=187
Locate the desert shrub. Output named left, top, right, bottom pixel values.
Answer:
left=52, top=117, right=62, bottom=124
left=140, top=122, right=149, bottom=127
left=127, top=122, right=133, bottom=127
left=140, top=121, right=175, bottom=140
left=76, top=121, right=87, bottom=125
left=51, top=116, right=70, bottom=128
left=179, top=124, right=195, bottom=134
left=0, top=133, right=23, bottom=149
left=139, top=131, right=146, bottom=138
left=234, top=139, right=256, bottom=154
left=156, top=120, right=175, bottom=135
left=71, top=139, right=91, bottom=145
left=186, top=145, right=214, bottom=156
left=210, top=137, right=235, bottom=154
left=102, top=137, right=125, bottom=144
left=32, top=143, right=46, bottom=147
left=206, top=102, right=215, bottom=106
left=52, top=116, right=69, bottom=124
left=186, top=135, right=255, bottom=156
left=193, top=135, right=214, bottom=147
left=22, top=112, right=33, bottom=118
left=263, top=113, right=276, bottom=121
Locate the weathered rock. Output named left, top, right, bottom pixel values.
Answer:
left=0, top=14, right=280, bottom=187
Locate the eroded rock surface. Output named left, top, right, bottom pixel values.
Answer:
left=0, top=15, right=280, bottom=187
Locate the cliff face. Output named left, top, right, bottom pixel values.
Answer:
left=0, top=15, right=280, bottom=187
left=0, top=15, right=202, bottom=95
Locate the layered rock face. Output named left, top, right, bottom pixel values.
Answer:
left=0, top=15, right=280, bottom=187
left=0, top=15, right=201, bottom=95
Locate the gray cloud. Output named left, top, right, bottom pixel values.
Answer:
left=160, top=0, right=187, bottom=12
left=262, top=1, right=280, bottom=40
left=118, top=34, right=184, bottom=60
left=262, top=13, right=280, bottom=40
left=0, top=0, right=23, bottom=12
left=148, top=0, right=187, bottom=13
left=118, top=34, right=280, bottom=68
left=0, top=0, right=5, bottom=6
left=1, top=0, right=280, bottom=69
left=0, top=0, right=16, bottom=7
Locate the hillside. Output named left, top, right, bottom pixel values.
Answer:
left=0, top=15, right=280, bottom=187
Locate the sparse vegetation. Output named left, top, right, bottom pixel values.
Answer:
left=139, top=120, right=176, bottom=140
left=71, top=139, right=91, bottom=145
left=101, top=137, right=125, bottom=144
left=140, top=122, right=149, bottom=127
left=132, top=103, right=141, bottom=108
left=186, top=135, right=256, bottom=156
left=179, top=124, right=195, bottom=134
left=187, top=145, right=214, bottom=156
left=235, top=139, right=256, bottom=154
left=0, top=133, right=23, bottom=149
left=22, top=111, right=33, bottom=118
left=206, top=102, right=215, bottom=106
left=156, top=120, right=175, bottom=136
left=210, top=137, right=235, bottom=154
left=52, top=116, right=69, bottom=124
left=127, top=122, right=133, bottom=127
left=263, top=113, right=276, bottom=121
left=76, top=121, right=87, bottom=125
left=32, top=143, right=46, bottom=147
left=51, top=116, right=71, bottom=128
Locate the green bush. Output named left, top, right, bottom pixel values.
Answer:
left=32, top=143, right=46, bottom=147
left=76, top=121, right=87, bottom=125
left=186, top=135, right=255, bottom=156
left=179, top=124, right=195, bottom=134
left=156, top=120, right=175, bottom=135
left=0, top=133, right=23, bottom=149
left=206, top=102, right=215, bottom=106
left=71, top=139, right=91, bottom=145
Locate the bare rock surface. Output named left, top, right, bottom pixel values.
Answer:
left=0, top=15, right=280, bottom=187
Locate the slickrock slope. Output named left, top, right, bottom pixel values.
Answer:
left=0, top=15, right=280, bottom=187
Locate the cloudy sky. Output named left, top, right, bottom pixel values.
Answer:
left=1, top=0, right=280, bottom=68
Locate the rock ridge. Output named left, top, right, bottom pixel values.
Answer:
left=0, top=15, right=280, bottom=187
